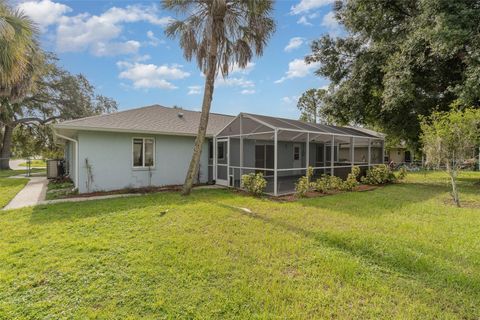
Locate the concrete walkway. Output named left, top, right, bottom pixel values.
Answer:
left=8, top=159, right=24, bottom=170
left=4, top=176, right=48, bottom=210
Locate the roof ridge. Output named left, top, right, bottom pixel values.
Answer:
left=58, top=104, right=234, bottom=126
left=59, top=104, right=164, bottom=125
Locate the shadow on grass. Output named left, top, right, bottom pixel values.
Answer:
left=29, top=189, right=230, bottom=225
left=223, top=204, right=480, bottom=307
left=297, top=180, right=479, bottom=218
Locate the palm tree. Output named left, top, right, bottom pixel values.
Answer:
left=0, top=2, right=43, bottom=100
left=0, top=2, right=43, bottom=169
left=163, top=0, right=275, bottom=195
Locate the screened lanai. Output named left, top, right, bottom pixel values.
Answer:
left=213, top=113, right=385, bottom=196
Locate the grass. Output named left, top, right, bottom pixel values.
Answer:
left=0, top=171, right=479, bottom=318
left=0, top=169, right=46, bottom=209
left=18, top=159, right=46, bottom=168
left=0, top=170, right=30, bottom=208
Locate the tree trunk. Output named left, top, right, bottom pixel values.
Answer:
left=446, top=162, right=460, bottom=207
left=0, top=124, right=14, bottom=170
left=181, top=36, right=219, bottom=195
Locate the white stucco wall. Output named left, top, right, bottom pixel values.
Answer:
left=75, top=131, right=209, bottom=193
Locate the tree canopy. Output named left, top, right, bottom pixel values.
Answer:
left=1, top=55, right=117, bottom=168
left=420, top=107, right=480, bottom=206
left=297, top=88, right=328, bottom=124
left=306, top=0, right=480, bottom=147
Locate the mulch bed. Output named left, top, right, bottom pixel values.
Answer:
left=62, top=185, right=182, bottom=199
left=274, top=184, right=379, bottom=202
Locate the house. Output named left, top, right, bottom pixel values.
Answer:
left=386, top=142, right=414, bottom=164
left=54, top=105, right=385, bottom=195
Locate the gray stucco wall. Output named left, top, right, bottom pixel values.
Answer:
left=76, top=131, right=209, bottom=193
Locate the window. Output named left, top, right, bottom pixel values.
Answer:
left=209, top=140, right=213, bottom=159
left=293, top=145, right=300, bottom=160
left=133, top=138, right=155, bottom=168
left=217, top=142, right=225, bottom=160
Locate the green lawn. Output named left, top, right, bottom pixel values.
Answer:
left=0, top=171, right=479, bottom=319
left=18, top=159, right=46, bottom=168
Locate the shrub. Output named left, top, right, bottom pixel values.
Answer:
left=396, top=167, right=407, bottom=181
left=295, top=176, right=311, bottom=197
left=313, top=175, right=330, bottom=193
left=295, top=166, right=314, bottom=197
left=361, top=164, right=396, bottom=185
left=241, top=172, right=267, bottom=196
left=340, top=166, right=361, bottom=191
left=313, top=174, right=344, bottom=193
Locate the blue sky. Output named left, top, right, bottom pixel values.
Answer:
left=16, top=0, right=339, bottom=118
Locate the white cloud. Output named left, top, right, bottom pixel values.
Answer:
left=290, top=0, right=334, bottom=15
left=241, top=89, right=255, bottom=95
left=321, top=11, right=341, bottom=35
left=216, top=77, right=254, bottom=88
left=275, top=59, right=320, bottom=83
left=281, top=96, right=300, bottom=105
left=117, top=62, right=190, bottom=90
left=230, top=62, right=255, bottom=75
left=146, top=30, right=164, bottom=47
left=297, top=16, right=313, bottom=26
left=18, top=0, right=71, bottom=30
left=19, top=1, right=172, bottom=56
left=284, top=37, right=304, bottom=52
left=188, top=85, right=202, bottom=95
left=92, top=40, right=141, bottom=56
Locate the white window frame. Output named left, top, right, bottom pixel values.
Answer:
left=132, top=137, right=155, bottom=169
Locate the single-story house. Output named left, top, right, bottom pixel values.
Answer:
left=54, top=105, right=385, bottom=196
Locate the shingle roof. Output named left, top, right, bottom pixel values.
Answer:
left=55, top=104, right=235, bottom=137
left=243, top=113, right=381, bottom=138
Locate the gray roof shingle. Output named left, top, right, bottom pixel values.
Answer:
left=55, top=104, right=235, bottom=137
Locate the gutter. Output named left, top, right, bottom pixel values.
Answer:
left=53, top=124, right=215, bottom=138
left=54, top=130, right=79, bottom=189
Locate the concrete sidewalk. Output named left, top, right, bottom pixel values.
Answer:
left=4, top=176, right=48, bottom=210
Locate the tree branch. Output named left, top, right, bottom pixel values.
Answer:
left=13, top=116, right=61, bottom=125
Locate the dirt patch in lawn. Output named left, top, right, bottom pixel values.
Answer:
left=443, top=198, right=480, bottom=209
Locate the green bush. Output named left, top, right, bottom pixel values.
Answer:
left=313, top=175, right=330, bottom=193
left=396, top=167, right=408, bottom=180
left=313, top=174, right=344, bottom=193
left=361, top=165, right=396, bottom=185
left=241, top=173, right=267, bottom=196
left=340, top=166, right=360, bottom=191
left=295, top=167, right=314, bottom=197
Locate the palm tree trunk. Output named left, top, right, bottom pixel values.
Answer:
left=182, top=36, right=219, bottom=195
left=0, top=124, right=14, bottom=170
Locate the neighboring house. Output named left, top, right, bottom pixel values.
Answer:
left=385, top=141, right=415, bottom=164
left=54, top=105, right=385, bottom=195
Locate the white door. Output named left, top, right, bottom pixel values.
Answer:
left=292, top=143, right=302, bottom=175
left=293, top=144, right=301, bottom=168
left=216, top=139, right=229, bottom=186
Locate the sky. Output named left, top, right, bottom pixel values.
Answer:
left=14, top=0, right=340, bottom=118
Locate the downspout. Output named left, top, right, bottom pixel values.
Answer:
left=54, top=130, right=79, bottom=189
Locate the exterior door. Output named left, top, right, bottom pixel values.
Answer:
left=293, top=143, right=301, bottom=169
left=216, top=139, right=229, bottom=186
